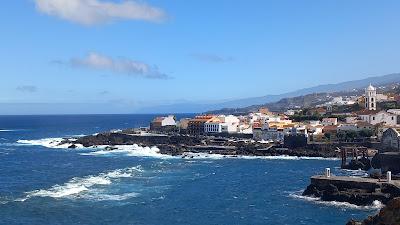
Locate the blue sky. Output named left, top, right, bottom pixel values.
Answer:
left=1, top=0, right=400, bottom=114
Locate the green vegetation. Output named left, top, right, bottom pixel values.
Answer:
left=378, top=101, right=400, bottom=110
left=336, top=129, right=374, bottom=141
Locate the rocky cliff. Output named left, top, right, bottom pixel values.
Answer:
left=346, top=198, right=400, bottom=225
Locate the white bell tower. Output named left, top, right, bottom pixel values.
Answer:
left=365, top=84, right=377, bottom=110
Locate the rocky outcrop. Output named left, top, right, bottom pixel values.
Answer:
left=303, top=177, right=400, bottom=206
left=346, top=198, right=400, bottom=225
left=61, top=132, right=339, bottom=158
left=372, top=152, right=400, bottom=174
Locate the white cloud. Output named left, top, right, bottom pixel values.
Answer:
left=66, top=52, right=170, bottom=79
left=35, top=0, right=167, bottom=25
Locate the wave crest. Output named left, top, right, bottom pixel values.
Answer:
left=18, top=166, right=143, bottom=201
left=289, top=192, right=384, bottom=211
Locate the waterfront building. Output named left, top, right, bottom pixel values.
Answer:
left=178, top=118, right=191, bottom=130
left=252, top=120, right=295, bottom=142
left=187, top=115, right=215, bottom=135
left=203, top=115, right=239, bottom=134
left=150, top=115, right=176, bottom=131
left=204, top=117, right=223, bottom=133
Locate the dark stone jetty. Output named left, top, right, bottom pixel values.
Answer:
left=303, top=175, right=400, bottom=206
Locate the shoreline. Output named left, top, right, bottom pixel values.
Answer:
left=59, top=131, right=340, bottom=159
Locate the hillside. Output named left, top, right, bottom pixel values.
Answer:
left=135, top=73, right=400, bottom=114
left=206, top=82, right=400, bottom=115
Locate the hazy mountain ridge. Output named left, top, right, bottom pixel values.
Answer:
left=135, top=73, right=400, bottom=113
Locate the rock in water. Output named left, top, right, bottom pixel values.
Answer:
left=347, top=197, right=400, bottom=225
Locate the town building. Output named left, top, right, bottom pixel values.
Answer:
left=150, top=115, right=176, bottom=131
left=337, top=122, right=374, bottom=132
left=322, top=118, right=338, bottom=126
left=187, top=115, right=215, bottom=135
left=358, top=110, right=399, bottom=126
left=178, top=118, right=191, bottom=131
left=203, top=115, right=240, bottom=134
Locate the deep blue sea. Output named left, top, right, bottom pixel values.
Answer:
left=0, top=114, right=376, bottom=225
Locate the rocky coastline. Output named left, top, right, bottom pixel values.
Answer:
left=303, top=176, right=400, bottom=206
left=62, top=131, right=339, bottom=158
left=346, top=198, right=400, bottom=225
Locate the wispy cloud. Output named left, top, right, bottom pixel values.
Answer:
left=57, top=52, right=171, bottom=79
left=34, top=0, right=167, bottom=26
left=16, top=86, right=38, bottom=93
left=191, top=53, right=234, bottom=63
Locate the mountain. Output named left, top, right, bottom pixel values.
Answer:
left=135, top=73, right=400, bottom=113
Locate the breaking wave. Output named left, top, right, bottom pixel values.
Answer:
left=80, top=144, right=175, bottom=159
left=17, top=138, right=84, bottom=149
left=289, top=192, right=384, bottom=211
left=16, top=137, right=339, bottom=161
left=17, top=166, right=143, bottom=201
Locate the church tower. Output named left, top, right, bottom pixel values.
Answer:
left=365, top=84, right=377, bottom=110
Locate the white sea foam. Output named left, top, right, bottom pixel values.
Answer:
left=16, top=137, right=339, bottom=161
left=17, top=138, right=84, bottom=149
left=0, top=129, right=13, bottom=132
left=80, top=144, right=175, bottom=159
left=340, top=169, right=369, bottom=177
left=19, top=166, right=143, bottom=201
left=289, top=192, right=384, bottom=211
left=81, top=192, right=139, bottom=201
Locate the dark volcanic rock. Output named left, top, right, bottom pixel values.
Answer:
left=347, top=198, right=400, bottom=225
left=302, top=178, right=400, bottom=206
left=64, top=131, right=338, bottom=158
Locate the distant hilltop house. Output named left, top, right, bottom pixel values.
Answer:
left=150, top=115, right=177, bottom=131
left=321, top=117, right=338, bottom=126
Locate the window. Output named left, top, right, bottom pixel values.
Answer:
left=373, top=117, right=375, bottom=120
left=371, top=97, right=374, bottom=102
left=371, top=103, right=374, bottom=108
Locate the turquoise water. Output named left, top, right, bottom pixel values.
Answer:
left=0, top=115, right=374, bottom=225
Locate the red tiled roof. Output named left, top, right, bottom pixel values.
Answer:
left=356, top=109, right=379, bottom=115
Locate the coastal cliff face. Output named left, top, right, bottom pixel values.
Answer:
left=346, top=198, right=400, bottom=225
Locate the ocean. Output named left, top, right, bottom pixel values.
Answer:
left=0, top=114, right=377, bottom=225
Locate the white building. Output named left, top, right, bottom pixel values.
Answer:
left=150, top=115, right=177, bottom=130
left=337, top=122, right=374, bottom=132
left=365, top=84, right=377, bottom=110
left=322, top=118, right=338, bottom=126
left=358, top=110, right=398, bottom=126
left=204, top=115, right=239, bottom=133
